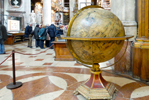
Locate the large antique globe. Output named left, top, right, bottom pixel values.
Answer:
left=63, top=5, right=133, bottom=99
left=66, top=5, right=125, bottom=65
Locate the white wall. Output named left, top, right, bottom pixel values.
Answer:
left=4, top=0, right=31, bottom=28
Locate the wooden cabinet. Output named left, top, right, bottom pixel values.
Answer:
left=52, top=41, right=74, bottom=61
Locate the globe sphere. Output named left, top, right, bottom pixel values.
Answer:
left=67, top=6, right=125, bottom=65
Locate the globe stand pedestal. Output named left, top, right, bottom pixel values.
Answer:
left=73, top=64, right=116, bottom=100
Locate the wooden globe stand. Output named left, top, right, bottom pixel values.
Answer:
left=73, top=63, right=116, bottom=100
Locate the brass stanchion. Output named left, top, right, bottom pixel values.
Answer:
left=7, top=50, right=22, bottom=89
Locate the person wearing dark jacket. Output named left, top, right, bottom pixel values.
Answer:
left=48, top=24, right=56, bottom=48
left=0, top=21, right=8, bottom=54
left=38, top=26, right=47, bottom=49
left=25, top=23, right=33, bottom=48
left=24, top=23, right=32, bottom=38
left=33, top=24, right=40, bottom=47
left=55, top=25, right=63, bottom=37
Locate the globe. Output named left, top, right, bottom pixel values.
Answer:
left=66, top=5, right=125, bottom=65
left=63, top=5, right=133, bottom=99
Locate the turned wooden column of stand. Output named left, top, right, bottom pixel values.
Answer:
left=132, top=0, right=149, bottom=81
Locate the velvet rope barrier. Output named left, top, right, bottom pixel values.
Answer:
left=0, top=45, right=54, bottom=66
left=0, top=53, right=13, bottom=65
left=15, top=44, right=54, bottom=55
left=0, top=45, right=54, bottom=89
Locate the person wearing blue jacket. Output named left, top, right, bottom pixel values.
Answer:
left=48, top=23, right=56, bottom=48
left=55, top=25, right=63, bottom=37
left=24, top=23, right=32, bottom=38
left=33, top=24, right=41, bottom=48
left=38, top=26, right=47, bottom=49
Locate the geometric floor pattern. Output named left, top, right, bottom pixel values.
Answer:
left=0, top=41, right=149, bottom=100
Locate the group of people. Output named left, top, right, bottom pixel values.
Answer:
left=0, top=21, right=68, bottom=54
left=24, top=23, right=68, bottom=49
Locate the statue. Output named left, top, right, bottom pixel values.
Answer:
left=30, top=10, right=36, bottom=23
left=36, top=11, right=42, bottom=24
left=55, top=13, right=62, bottom=24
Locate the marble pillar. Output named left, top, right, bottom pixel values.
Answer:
left=61, top=0, right=64, bottom=24
left=43, top=0, right=51, bottom=25
left=111, top=0, right=137, bottom=41
left=70, top=0, right=79, bottom=20
left=111, top=0, right=137, bottom=74
left=25, top=0, right=31, bottom=26
left=69, top=0, right=75, bottom=20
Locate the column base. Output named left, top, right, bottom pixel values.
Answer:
left=73, top=70, right=117, bottom=100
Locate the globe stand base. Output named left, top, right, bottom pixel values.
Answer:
left=73, top=70, right=117, bottom=100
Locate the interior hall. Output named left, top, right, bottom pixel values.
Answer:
left=0, top=0, right=149, bottom=100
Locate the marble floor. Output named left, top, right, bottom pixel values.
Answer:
left=0, top=41, right=149, bottom=100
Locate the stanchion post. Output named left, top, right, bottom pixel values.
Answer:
left=12, top=50, right=16, bottom=85
left=7, top=50, right=23, bottom=89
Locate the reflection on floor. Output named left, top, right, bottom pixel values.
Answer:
left=0, top=41, right=149, bottom=100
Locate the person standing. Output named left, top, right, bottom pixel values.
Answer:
left=24, top=23, right=32, bottom=38
left=45, top=24, right=50, bottom=47
left=48, top=23, right=56, bottom=48
left=38, top=26, right=47, bottom=49
left=0, top=21, right=8, bottom=54
left=55, top=24, right=63, bottom=37
left=24, top=23, right=33, bottom=48
left=33, top=24, right=40, bottom=47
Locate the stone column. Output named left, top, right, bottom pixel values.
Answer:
left=111, top=0, right=137, bottom=74
left=61, top=0, right=64, bottom=24
left=111, top=0, right=137, bottom=41
left=70, top=0, right=79, bottom=20
left=25, top=0, right=31, bottom=26
left=43, top=0, right=51, bottom=25
left=69, top=0, right=75, bottom=20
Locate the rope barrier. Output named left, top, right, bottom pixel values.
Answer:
left=15, top=44, right=54, bottom=55
left=0, top=53, right=13, bottom=65
left=0, top=44, right=53, bottom=65
left=0, top=44, right=53, bottom=89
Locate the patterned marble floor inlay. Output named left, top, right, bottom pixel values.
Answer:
left=0, top=41, right=149, bottom=100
